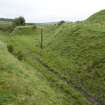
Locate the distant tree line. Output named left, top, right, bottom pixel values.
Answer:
left=0, top=18, right=14, bottom=22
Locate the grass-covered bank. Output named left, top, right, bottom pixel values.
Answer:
left=0, top=10, right=105, bottom=105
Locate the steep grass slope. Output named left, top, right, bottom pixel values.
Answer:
left=41, top=23, right=105, bottom=104
left=87, top=9, right=105, bottom=23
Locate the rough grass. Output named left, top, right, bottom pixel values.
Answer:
left=0, top=21, right=13, bottom=32
left=0, top=10, right=105, bottom=105
left=0, top=40, right=74, bottom=105
left=87, top=9, right=105, bottom=23
left=38, top=22, right=105, bottom=104
left=0, top=29, right=91, bottom=105
left=11, top=25, right=37, bottom=35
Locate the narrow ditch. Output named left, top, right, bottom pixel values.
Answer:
left=34, top=56, right=101, bottom=105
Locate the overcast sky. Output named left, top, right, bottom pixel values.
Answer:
left=0, top=0, right=105, bottom=22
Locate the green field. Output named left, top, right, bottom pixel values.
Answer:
left=0, top=10, right=105, bottom=105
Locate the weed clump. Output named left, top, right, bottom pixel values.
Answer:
left=7, top=44, right=24, bottom=61
left=16, top=51, right=24, bottom=61
left=7, top=44, right=14, bottom=53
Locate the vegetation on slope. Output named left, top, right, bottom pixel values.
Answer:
left=0, top=9, right=105, bottom=105
left=0, top=40, right=74, bottom=105
left=0, top=29, right=91, bottom=105
left=0, top=21, right=13, bottom=32
left=41, top=22, right=105, bottom=104
left=87, top=9, right=105, bottom=23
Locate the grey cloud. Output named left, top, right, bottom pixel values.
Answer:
left=0, top=0, right=105, bottom=22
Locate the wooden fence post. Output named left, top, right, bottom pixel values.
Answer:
left=41, top=28, right=43, bottom=49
